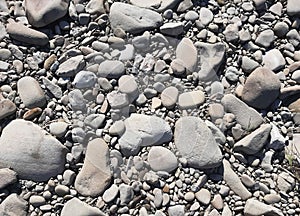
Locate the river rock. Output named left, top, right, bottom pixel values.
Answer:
left=75, top=138, right=112, bottom=197
left=241, top=67, right=281, bottom=109
left=174, top=116, right=223, bottom=169
left=25, top=0, right=70, bottom=27
left=119, top=114, right=172, bottom=156
left=17, top=76, right=47, bottom=108
left=0, top=119, right=67, bottom=181
left=109, top=2, right=163, bottom=34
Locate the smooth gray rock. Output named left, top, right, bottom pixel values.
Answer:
left=255, top=29, right=274, bottom=48
left=0, top=194, right=28, bottom=216
left=241, top=56, right=260, bottom=74
left=178, top=90, right=205, bottom=109
left=56, top=55, right=85, bottom=77
left=195, top=188, right=211, bottom=205
left=241, top=67, right=281, bottom=109
left=68, top=89, right=87, bottom=111
left=118, top=75, right=139, bottom=103
left=168, top=205, right=185, bottom=216
left=119, top=114, right=173, bottom=156
left=130, top=0, right=181, bottom=12
left=263, top=49, right=285, bottom=71
left=25, top=0, right=70, bottom=27
left=98, top=60, right=125, bottom=79
left=0, top=168, right=17, bottom=189
left=109, top=2, right=163, bottom=34
left=197, top=42, right=226, bottom=82
left=49, top=122, right=68, bottom=138
left=244, top=199, right=283, bottom=216
left=174, top=116, right=223, bottom=169
left=0, top=120, right=67, bottom=181
left=161, top=86, right=179, bottom=109
left=176, top=38, right=197, bottom=73
left=199, top=7, right=213, bottom=25
left=75, top=138, right=112, bottom=197
left=148, top=146, right=178, bottom=172
left=233, top=124, right=272, bottom=155
left=287, top=0, right=300, bottom=17
left=61, top=198, right=106, bottom=216
left=221, top=94, right=264, bottom=131
left=42, top=77, right=63, bottom=99
left=103, top=184, right=119, bottom=203
left=86, top=0, right=105, bottom=15
left=223, top=160, right=252, bottom=200
left=119, top=184, right=134, bottom=205
left=160, top=22, right=184, bottom=36
left=73, top=70, right=97, bottom=89
left=6, top=20, right=49, bottom=46
left=17, top=76, right=46, bottom=108
left=0, top=99, right=16, bottom=120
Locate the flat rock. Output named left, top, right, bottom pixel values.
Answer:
left=75, top=138, right=112, bottom=197
left=0, top=194, right=28, bottom=216
left=0, top=99, right=16, bottom=120
left=174, top=116, right=223, bottom=169
left=255, top=29, right=274, bottom=48
left=6, top=20, right=49, bottom=46
left=130, top=0, right=181, bottom=12
left=160, top=22, right=184, bottom=36
left=244, top=199, right=283, bottom=216
left=0, top=168, right=17, bottom=189
left=221, top=94, right=264, bottom=131
left=119, top=114, right=173, bottom=156
left=109, top=2, right=163, bottom=34
left=17, top=76, right=47, bottom=109
left=98, top=60, right=125, bottom=79
left=223, top=160, right=252, bottom=200
left=178, top=90, right=205, bottom=109
left=25, top=0, right=70, bottom=28
left=234, top=124, right=271, bottom=155
left=287, top=0, right=300, bottom=17
left=56, top=55, right=85, bottom=77
left=61, top=198, right=105, bottom=216
left=176, top=38, right=197, bottom=73
left=241, top=67, right=281, bottom=109
left=148, top=146, right=178, bottom=173
left=197, top=42, right=226, bottom=82
left=0, top=119, right=67, bottom=181
left=263, top=49, right=285, bottom=71
left=195, top=188, right=211, bottom=205
left=161, top=86, right=179, bottom=109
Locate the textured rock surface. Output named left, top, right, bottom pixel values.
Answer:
left=174, top=116, right=223, bottom=169
left=0, top=120, right=67, bottom=181
left=234, top=124, right=272, bottom=155
left=0, top=194, right=28, bottom=216
left=148, top=146, right=178, bottom=172
left=109, top=2, right=163, bottom=34
left=61, top=198, right=105, bottom=216
left=75, top=138, right=112, bottom=197
left=119, top=114, right=173, bottom=155
left=223, top=160, right=252, bottom=200
left=221, top=94, right=264, bottom=131
left=241, top=67, right=281, bottom=109
left=244, top=199, right=283, bottom=216
left=25, top=0, right=70, bottom=27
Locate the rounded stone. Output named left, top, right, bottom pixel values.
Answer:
left=148, top=146, right=178, bottom=173
left=241, top=67, right=281, bottom=109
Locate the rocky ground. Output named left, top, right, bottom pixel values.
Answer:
left=0, top=0, right=300, bottom=215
